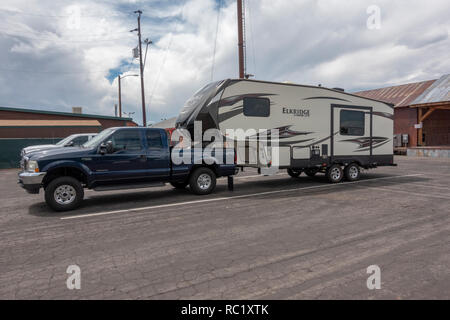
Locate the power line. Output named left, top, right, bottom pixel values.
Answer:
left=0, top=30, right=134, bottom=43
left=0, top=8, right=134, bottom=19
left=247, top=0, right=257, bottom=77
left=148, top=0, right=187, bottom=107
left=211, top=0, right=222, bottom=82
left=0, top=66, right=114, bottom=75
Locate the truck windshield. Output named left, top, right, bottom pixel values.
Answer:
left=82, top=128, right=115, bottom=148
left=176, top=81, right=223, bottom=125
left=56, top=135, right=76, bottom=146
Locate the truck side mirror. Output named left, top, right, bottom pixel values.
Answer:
left=66, top=141, right=74, bottom=147
left=99, top=143, right=107, bottom=155
left=100, top=141, right=113, bottom=155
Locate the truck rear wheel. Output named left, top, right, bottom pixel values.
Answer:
left=326, top=164, right=343, bottom=184
left=170, top=181, right=189, bottom=189
left=287, top=169, right=302, bottom=178
left=344, top=163, right=360, bottom=181
left=45, top=176, right=84, bottom=212
left=189, top=167, right=216, bottom=195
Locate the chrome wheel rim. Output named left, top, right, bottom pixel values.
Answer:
left=331, top=167, right=341, bottom=181
left=54, top=185, right=76, bottom=205
left=349, top=166, right=359, bottom=179
left=197, top=174, right=212, bottom=191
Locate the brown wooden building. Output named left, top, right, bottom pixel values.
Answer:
left=354, top=74, right=450, bottom=149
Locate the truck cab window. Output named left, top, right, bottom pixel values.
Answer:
left=340, top=110, right=365, bottom=136
left=71, top=136, right=89, bottom=146
left=110, top=130, right=142, bottom=153
left=146, top=130, right=163, bottom=148
left=243, top=97, right=270, bottom=117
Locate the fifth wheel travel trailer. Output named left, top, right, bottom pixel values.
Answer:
left=175, top=79, right=396, bottom=183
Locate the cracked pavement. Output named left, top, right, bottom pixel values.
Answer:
left=0, top=156, right=449, bottom=299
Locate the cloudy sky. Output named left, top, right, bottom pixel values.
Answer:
left=0, top=0, right=449, bottom=125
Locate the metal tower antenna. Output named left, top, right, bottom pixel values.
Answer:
left=237, top=0, right=246, bottom=79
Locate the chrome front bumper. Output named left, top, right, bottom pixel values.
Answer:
left=18, top=172, right=46, bottom=194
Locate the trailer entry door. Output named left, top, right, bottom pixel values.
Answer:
left=331, top=105, right=373, bottom=158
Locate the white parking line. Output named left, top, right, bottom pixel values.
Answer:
left=234, top=173, right=287, bottom=180
left=398, top=182, right=450, bottom=191
left=366, top=186, right=450, bottom=200
left=84, top=173, right=286, bottom=193
left=61, top=173, right=424, bottom=221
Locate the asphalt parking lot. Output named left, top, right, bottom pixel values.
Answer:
left=0, top=156, right=449, bottom=299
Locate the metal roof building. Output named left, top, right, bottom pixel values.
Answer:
left=411, top=74, right=450, bottom=106
left=354, top=75, right=450, bottom=149
left=355, top=80, right=435, bottom=108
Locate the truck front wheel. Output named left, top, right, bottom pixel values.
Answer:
left=189, top=167, right=216, bottom=195
left=45, top=176, right=84, bottom=212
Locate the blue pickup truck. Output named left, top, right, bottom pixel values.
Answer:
left=18, top=127, right=236, bottom=211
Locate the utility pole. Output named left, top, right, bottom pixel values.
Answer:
left=118, top=75, right=122, bottom=117
left=133, top=10, right=147, bottom=127
left=117, top=74, right=138, bottom=118
left=237, top=0, right=245, bottom=79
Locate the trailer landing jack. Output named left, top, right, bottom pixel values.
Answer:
left=228, top=176, right=234, bottom=191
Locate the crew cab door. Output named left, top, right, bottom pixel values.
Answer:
left=145, top=129, right=170, bottom=180
left=332, top=105, right=372, bottom=158
left=89, top=129, right=148, bottom=184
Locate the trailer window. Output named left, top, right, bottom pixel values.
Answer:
left=243, top=98, right=270, bottom=117
left=340, top=110, right=365, bottom=136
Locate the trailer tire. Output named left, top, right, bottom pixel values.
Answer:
left=326, top=164, right=343, bottom=184
left=170, top=181, right=189, bottom=189
left=344, top=163, right=360, bottom=181
left=189, top=167, right=216, bottom=195
left=305, top=168, right=319, bottom=177
left=287, top=169, right=302, bottom=178
left=44, top=176, right=84, bottom=212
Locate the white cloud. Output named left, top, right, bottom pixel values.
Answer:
left=0, top=0, right=448, bottom=125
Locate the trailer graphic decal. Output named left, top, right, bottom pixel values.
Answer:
left=372, top=112, right=394, bottom=120
left=340, top=137, right=391, bottom=151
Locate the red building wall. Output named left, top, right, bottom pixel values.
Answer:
left=0, top=109, right=137, bottom=139
left=423, top=109, right=450, bottom=146
left=394, top=107, right=418, bottom=147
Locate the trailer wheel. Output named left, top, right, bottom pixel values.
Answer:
left=326, top=164, right=343, bottom=183
left=44, top=176, right=84, bottom=212
left=344, top=163, right=360, bottom=181
left=170, top=181, right=189, bottom=189
left=189, top=167, right=216, bottom=195
left=305, top=168, right=319, bottom=177
left=287, top=169, right=302, bottom=178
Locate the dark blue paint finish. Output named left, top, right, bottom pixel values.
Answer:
left=28, top=127, right=235, bottom=189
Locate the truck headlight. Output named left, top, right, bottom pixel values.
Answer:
left=26, top=160, right=39, bottom=173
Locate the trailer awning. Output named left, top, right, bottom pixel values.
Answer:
left=0, top=120, right=102, bottom=127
